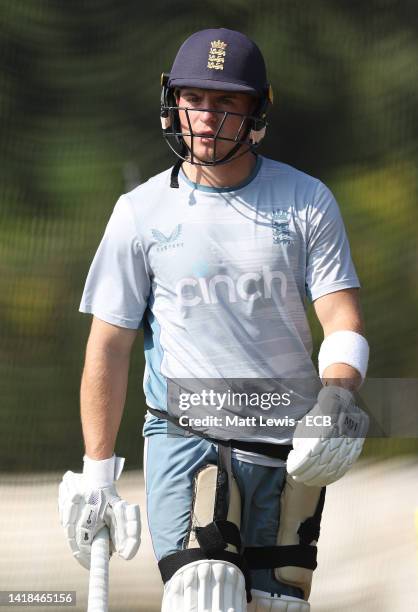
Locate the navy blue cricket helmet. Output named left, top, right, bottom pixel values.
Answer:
left=160, top=28, right=273, bottom=181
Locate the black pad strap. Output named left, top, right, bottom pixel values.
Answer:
left=244, top=544, right=318, bottom=571
left=231, top=439, right=291, bottom=461
left=298, top=487, right=326, bottom=544
left=195, top=520, right=242, bottom=556
left=215, top=441, right=232, bottom=520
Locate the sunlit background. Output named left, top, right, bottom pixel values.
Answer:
left=1, top=1, right=417, bottom=610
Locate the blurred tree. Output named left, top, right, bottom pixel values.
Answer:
left=1, top=0, right=417, bottom=471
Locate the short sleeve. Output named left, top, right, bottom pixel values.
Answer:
left=305, top=181, right=360, bottom=302
left=79, top=195, right=150, bottom=328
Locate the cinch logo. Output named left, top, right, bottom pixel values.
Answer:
left=152, top=225, right=184, bottom=252
left=176, top=265, right=287, bottom=307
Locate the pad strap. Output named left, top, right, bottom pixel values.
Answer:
left=297, top=488, right=325, bottom=544
left=244, top=544, right=317, bottom=571
left=215, top=441, right=232, bottom=520
left=195, top=520, right=242, bottom=556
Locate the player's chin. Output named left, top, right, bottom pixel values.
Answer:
left=193, top=140, right=235, bottom=163
left=190, top=143, right=217, bottom=163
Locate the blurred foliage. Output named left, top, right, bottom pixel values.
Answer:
left=1, top=0, right=417, bottom=471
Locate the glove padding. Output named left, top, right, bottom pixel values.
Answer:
left=287, top=385, right=369, bottom=487
left=58, top=465, right=141, bottom=569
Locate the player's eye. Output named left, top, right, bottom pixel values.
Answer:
left=217, top=96, right=236, bottom=106
left=182, top=95, right=201, bottom=106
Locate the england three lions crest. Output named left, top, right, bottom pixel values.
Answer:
left=272, top=210, right=292, bottom=245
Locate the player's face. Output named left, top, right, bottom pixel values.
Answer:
left=176, top=88, right=256, bottom=163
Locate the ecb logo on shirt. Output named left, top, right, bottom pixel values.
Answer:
left=272, top=209, right=292, bottom=245
left=152, top=225, right=184, bottom=252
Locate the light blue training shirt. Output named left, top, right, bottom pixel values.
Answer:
left=80, top=155, right=360, bottom=446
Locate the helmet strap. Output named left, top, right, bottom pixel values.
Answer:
left=170, top=143, right=188, bottom=188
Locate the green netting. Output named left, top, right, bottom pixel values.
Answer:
left=1, top=1, right=417, bottom=471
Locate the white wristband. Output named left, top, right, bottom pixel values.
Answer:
left=83, top=454, right=125, bottom=489
left=318, top=330, right=369, bottom=383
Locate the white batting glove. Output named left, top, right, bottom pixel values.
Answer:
left=287, top=386, right=369, bottom=487
left=58, top=455, right=141, bottom=569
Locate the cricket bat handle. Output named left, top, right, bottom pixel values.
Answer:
left=87, top=526, right=109, bottom=612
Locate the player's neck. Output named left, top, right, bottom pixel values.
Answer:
left=182, top=152, right=257, bottom=189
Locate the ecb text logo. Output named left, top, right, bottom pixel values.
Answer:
left=176, top=265, right=287, bottom=307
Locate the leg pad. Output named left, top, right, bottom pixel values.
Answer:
left=161, top=559, right=247, bottom=612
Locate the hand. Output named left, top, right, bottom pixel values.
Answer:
left=287, top=385, right=369, bottom=487
left=58, top=455, right=141, bottom=569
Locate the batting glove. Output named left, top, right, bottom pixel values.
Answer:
left=287, top=385, right=369, bottom=487
left=58, top=455, right=141, bottom=569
